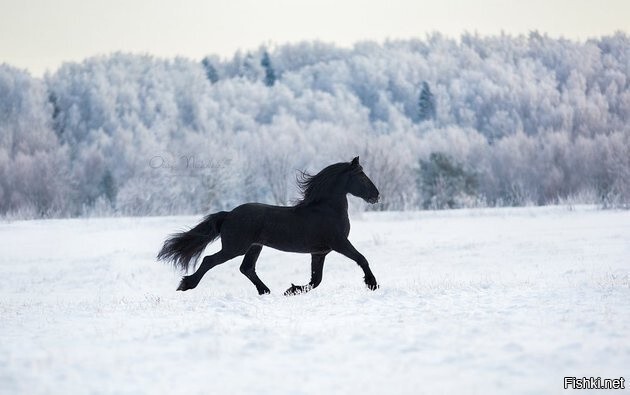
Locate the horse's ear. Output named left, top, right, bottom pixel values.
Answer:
left=351, top=156, right=360, bottom=166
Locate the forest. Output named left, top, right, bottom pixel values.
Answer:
left=1, top=32, right=629, bottom=218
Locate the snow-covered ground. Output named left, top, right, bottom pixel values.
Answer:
left=1, top=206, right=629, bottom=395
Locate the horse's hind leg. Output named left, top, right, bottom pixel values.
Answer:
left=239, top=244, right=270, bottom=295
left=284, top=253, right=327, bottom=296
left=177, top=249, right=239, bottom=291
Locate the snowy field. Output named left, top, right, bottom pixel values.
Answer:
left=1, top=206, right=629, bottom=395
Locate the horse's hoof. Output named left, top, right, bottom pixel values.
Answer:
left=284, top=283, right=301, bottom=296
left=177, top=277, right=192, bottom=291
left=284, top=283, right=313, bottom=296
left=258, top=287, right=271, bottom=295
left=365, top=278, right=379, bottom=291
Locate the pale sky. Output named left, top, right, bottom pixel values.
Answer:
left=1, top=0, right=628, bottom=76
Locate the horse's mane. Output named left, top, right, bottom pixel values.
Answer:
left=295, top=162, right=350, bottom=206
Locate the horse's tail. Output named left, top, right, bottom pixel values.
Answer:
left=157, top=211, right=228, bottom=272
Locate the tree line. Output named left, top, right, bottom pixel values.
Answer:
left=0, top=32, right=629, bottom=218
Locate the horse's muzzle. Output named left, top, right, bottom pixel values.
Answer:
left=367, top=194, right=380, bottom=204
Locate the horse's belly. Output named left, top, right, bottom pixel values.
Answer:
left=259, top=225, right=329, bottom=254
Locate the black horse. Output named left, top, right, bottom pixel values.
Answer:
left=157, top=157, right=380, bottom=295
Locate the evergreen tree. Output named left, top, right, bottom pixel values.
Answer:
left=418, top=81, right=436, bottom=121
left=100, top=169, right=117, bottom=205
left=418, top=153, right=477, bottom=209
left=261, top=51, right=276, bottom=87
left=47, top=91, right=66, bottom=139
left=201, top=57, right=219, bottom=84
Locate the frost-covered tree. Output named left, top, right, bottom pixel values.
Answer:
left=0, top=65, right=71, bottom=217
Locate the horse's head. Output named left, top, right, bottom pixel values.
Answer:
left=346, top=157, right=380, bottom=204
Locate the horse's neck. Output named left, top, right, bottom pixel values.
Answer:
left=322, top=194, right=348, bottom=213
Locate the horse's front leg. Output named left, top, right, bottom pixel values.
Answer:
left=332, top=238, right=378, bottom=290
left=284, top=253, right=327, bottom=296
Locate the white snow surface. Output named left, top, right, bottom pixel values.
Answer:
left=1, top=206, right=629, bottom=395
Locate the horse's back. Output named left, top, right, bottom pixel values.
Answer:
left=220, top=202, right=289, bottom=236
left=226, top=202, right=293, bottom=223
left=221, top=202, right=340, bottom=253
